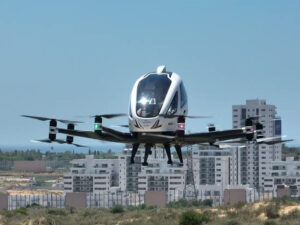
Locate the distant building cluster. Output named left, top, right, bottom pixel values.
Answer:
left=64, top=148, right=186, bottom=197
left=63, top=99, right=300, bottom=198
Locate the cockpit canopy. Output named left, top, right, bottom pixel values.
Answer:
left=135, top=73, right=187, bottom=118
left=136, top=74, right=171, bottom=118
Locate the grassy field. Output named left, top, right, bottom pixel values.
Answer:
left=1, top=198, right=300, bottom=225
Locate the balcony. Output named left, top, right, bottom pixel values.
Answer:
left=72, top=164, right=85, bottom=168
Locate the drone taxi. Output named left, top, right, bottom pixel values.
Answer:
left=22, top=66, right=291, bottom=166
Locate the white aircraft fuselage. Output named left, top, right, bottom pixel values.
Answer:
left=128, top=66, right=188, bottom=133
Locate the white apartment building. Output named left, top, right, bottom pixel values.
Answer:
left=264, top=157, right=300, bottom=196
left=64, top=155, right=124, bottom=193
left=121, top=147, right=187, bottom=196
left=184, top=146, right=255, bottom=203
left=192, top=147, right=233, bottom=187
left=232, top=99, right=282, bottom=190
left=117, top=147, right=186, bottom=194
left=119, top=147, right=143, bottom=192
left=64, top=147, right=186, bottom=195
left=191, top=146, right=248, bottom=188
left=137, top=151, right=186, bottom=196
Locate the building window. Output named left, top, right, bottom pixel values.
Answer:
left=242, top=108, right=246, bottom=119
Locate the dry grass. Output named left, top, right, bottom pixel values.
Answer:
left=1, top=200, right=300, bottom=225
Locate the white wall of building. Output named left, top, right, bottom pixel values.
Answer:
left=264, top=157, right=300, bottom=196
left=232, top=99, right=282, bottom=190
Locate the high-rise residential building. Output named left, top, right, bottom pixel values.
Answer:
left=192, top=146, right=243, bottom=187
left=192, top=147, right=233, bottom=187
left=187, top=146, right=256, bottom=202
left=232, top=99, right=282, bottom=190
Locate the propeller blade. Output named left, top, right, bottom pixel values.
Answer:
left=53, top=139, right=88, bottom=147
left=76, top=113, right=127, bottom=119
left=31, top=139, right=52, bottom=143
left=186, top=115, right=212, bottom=119
left=31, top=139, right=88, bottom=148
left=217, top=140, right=247, bottom=144
left=159, top=114, right=211, bottom=119
left=218, top=144, right=246, bottom=149
left=140, top=133, right=175, bottom=141
left=100, top=113, right=127, bottom=119
left=110, top=125, right=129, bottom=128
left=72, top=143, right=89, bottom=148
left=54, top=139, right=67, bottom=144
left=22, top=115, right=83, bottom=124
left=256, top=136, right=294, bottom=145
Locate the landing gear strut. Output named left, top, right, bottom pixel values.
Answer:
left=164, top=144, right=173, bottom=165
left=175, top=145, right=183, bottom=165
left=130, top=143, right=139, bottom=164
left=131, top=143, right=184, bottom=167
left=142, top=144, right=152, bottom=166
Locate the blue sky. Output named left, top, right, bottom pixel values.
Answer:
left=0, top=0, right=299, bottom=148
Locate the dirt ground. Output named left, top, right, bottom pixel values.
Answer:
left=0, top=171, right=63, bottom=194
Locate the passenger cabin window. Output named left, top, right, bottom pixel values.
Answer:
left=180, top=82, right=187, bottom=108
left=167, top=92, right=178, bottom=115
left=136, top=74, right=171, bottom=118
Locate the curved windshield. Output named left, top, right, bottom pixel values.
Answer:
left=180, top=82, right=187, bottom=108
left=136, top=74, right=171, bottom=118
left=167, top=92, right=178, bottom=115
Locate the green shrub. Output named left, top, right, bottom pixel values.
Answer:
left=68, top=206, right=76, bottom=214
left=82, top=209, right=97, bottom=218
left=111, top=205, right=124, bottom=214
left=127, top=204, right=157, bottom=211
left=15, top=208, right=27, bottom=215
left=47, top=208, right=67, bottom=216
left=179, top=210, right=209, bottom=225
left=26, top=203, right=40, bottom=208
left=265, top=204, right=280, bottom=219
left=169, top=199, right=190, bottom=208
left=226, top=210, right=238, bottom=219
left=167, top=199, right=212, bottom=208
left=202, top=199, right=213, bottom=207
left=2, top=209, right=14, bottom=218
left=264, top=220, right=277, bottom=225
left=147, top=205, right=157, bottom=210
left=224, top=219, right=240, bottom=225
left=232, top=201, right=246, bottom=209
left=136, top=203, right=147, bottom=210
